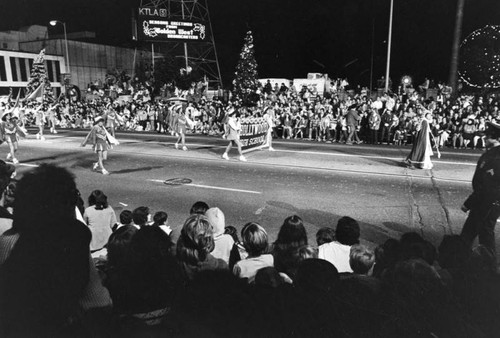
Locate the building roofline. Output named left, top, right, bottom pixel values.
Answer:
left=0, top=47, right=64, bottom=58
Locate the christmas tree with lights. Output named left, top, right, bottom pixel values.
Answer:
left=233, top=31, right=260, bottom=105
left=25, top=49, right=55, bottom=103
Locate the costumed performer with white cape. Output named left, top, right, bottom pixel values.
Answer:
left=405, top=112, right=435, bottom=169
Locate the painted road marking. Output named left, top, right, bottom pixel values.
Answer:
left=11, top=162, right=38, bottom=168
left=148, top=179, right=262, bottom=194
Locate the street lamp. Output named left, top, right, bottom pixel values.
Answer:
left=49, top=20, right=70, bottom=74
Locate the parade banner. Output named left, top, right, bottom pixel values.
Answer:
left=239, top=117, right=269, bottom=153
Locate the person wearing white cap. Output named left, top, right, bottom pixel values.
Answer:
left=222, top=108, right=247, bottom=162
left=206, top=207, right=234, bottom=264
left=81, top=116, right=111, bottom=175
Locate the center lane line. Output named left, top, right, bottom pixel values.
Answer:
left=148, top=179, right=262, bottom=194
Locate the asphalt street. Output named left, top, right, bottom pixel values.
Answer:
left=9, top=129, right=486, bottom=252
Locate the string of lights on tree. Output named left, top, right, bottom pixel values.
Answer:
left=459, top=25, right=500, bottom=89
left=232, top=31, right=260, bottom=105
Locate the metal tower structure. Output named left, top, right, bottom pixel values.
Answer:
left=138, top=0, right=222, bottom=88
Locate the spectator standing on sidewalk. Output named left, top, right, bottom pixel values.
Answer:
left=368, top=108, right=381, bottom=144
left=346, top=105, right=361, bottom=145
left=380, top=109, right=394, bottom=144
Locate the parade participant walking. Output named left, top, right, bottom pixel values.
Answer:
left=222, top=109, right=247, bottom=162
left=1, top=112, right=26, bottom=164
left=34, top=104, right=46, bottom=140
left=47, top=103, right=59, bottom=134
left=460, top=121, right=500, bottom=266
left=81, top=116, right=113, bottom=175
left=263, top=106, right=275, bottom=151
left=404, top=112, right=434, bottom=169
left=105, top=103, right=119, bottom=137
left=174, top=104, right=189, bottom=151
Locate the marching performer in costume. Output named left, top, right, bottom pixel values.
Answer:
left=81, top=116, right=119, bottom=175
left=35, top=104, right=46, bottom=140
left=174, top=103, right=191, bottom=151
left=47, top=103, right=59, bottom=134
left=1, top=112, right=27, bottom=164
left=222, top=108, right=247, bottom=162
left=105, top=103, right=119, bottom=137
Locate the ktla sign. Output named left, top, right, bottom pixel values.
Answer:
left=136, top=7, right=207, bottom=42
left=138, top=7, right=167, bottom=17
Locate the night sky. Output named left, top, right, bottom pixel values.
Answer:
left=1, top=0, right=499, bottom=87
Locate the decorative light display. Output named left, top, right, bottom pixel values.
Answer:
left=459, top=25, right=500, bottom=88
left=401, top=75, right=412, bottom=86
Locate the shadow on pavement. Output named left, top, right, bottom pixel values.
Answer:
left=22, top=155, right=59, bottom=163
left=110, top=165, right=164, bottom=174
left=266, top=200, right=412, bottom=246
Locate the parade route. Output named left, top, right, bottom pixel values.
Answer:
left=9, top=129, right=485, bottom=252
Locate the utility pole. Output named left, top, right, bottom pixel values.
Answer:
left=384, top=0, right=394, bottom=92
left=449, top=0, right=465, bottom=97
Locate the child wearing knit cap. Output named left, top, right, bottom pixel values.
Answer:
left=206, top=207, right=234, bottom=264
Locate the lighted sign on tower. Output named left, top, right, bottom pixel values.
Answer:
left=136, top=7, right=207, bottom=42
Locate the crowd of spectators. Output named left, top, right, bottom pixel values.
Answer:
left=0, top=78, right=498, bottom=151
left=0, top=163, right=499, bottom=337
